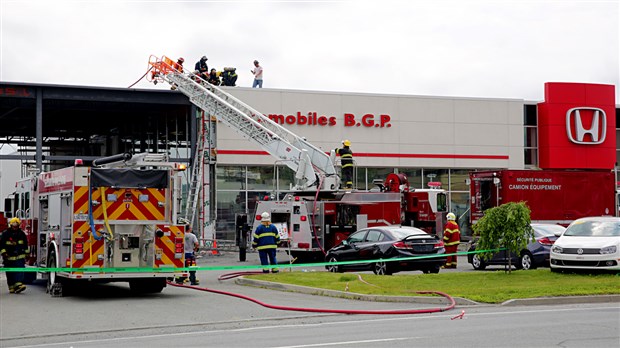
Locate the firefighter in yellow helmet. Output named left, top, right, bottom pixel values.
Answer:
left=252, top=212, right=280, bottom=273
left=335, top=140, right=354, bottom=189
left=0, top=217, right=29, bottom=293
left=442, top=212, right=461, bottom=269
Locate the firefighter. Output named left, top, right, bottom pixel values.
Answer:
left=443, top=212, right=461, bottom=269
left=335, top=140, right=354, bottom=189
left=208, top=68, right=221, bottom=86
left=177, top=223, right=200, bottom=285
left=0, top=217, right=29, bottom=294
left=194, top=55, right=209, bottom=80
left=170, top=57, right=185, bottom=90
left=252, top=212, right=280, bottom=273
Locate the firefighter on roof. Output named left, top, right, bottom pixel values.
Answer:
left=335, top=140, right=354, bottom=189
left=443, top=212, right=461, bottom=269
left=252, top=212, right=280, bottom=273
left=0, top=218, right=29, bottom=294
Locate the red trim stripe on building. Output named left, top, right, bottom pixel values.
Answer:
left=217, top=149, right=509, bottom=160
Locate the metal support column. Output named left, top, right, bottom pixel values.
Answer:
left=36, top=88, right=43, bottom=171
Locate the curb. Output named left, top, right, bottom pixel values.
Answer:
left=236, top=278, right=620, bottom=306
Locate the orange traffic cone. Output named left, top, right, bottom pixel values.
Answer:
left=211, top=240, right=219, bottom=255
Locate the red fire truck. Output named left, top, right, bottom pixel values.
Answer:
left=248, top=173, right=447, bottom=262
left=469, top=169, right=617, bottom=225
left=3, top=153, right=189, bottom=296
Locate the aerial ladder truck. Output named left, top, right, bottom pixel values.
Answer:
left=147, top=56, right=447, bottom=262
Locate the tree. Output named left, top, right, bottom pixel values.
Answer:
left=472, top=202, right=534, bottom=273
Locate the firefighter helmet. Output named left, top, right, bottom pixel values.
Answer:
left=9, top=217, right=20, bottom=226
left=201, top=55, right=208, bottom=61
left=261, top=212, right=271, bottom=222
left=178, top=57, right=185, bottom=63
left=446, top=212, right=456, bottom=221
left=342, top=139, right=351, bottom=147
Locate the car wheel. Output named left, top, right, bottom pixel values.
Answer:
left=517, top=251, right=536, bottom=270
left=373, top=261, right=393, bottom=275
left=471, top=254, right=486, bottom=270
left=326, top=256, right=342, bottom=273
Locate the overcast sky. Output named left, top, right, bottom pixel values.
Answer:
left=1, top=0, right=618, bottom=101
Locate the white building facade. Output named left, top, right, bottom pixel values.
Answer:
left=212, top=87, right=533, bottom=238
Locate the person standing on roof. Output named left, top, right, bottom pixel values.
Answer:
left=252, top=212, right=280, bottom=273
left=335, top=140, right=354, bottom=189
left=195, top=56, right=209, bottom=80
left=0, top=218, right=29, bottom=294
left=251, top=60, right=263, bottom=88
left=443, top=212, right=461, bottom=269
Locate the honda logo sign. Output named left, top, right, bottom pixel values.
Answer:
left=566, top=107, right=607, bottom=145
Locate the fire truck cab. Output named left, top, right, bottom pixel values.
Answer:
left=3, top=153, right=189, bottom=296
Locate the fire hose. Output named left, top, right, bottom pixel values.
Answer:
left=166, top=272, right=456, bottom=315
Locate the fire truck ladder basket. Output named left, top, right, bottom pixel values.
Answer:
left=148, top=55, right=339, bottom=191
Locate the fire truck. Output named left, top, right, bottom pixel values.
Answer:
left=3, top=153, right=189, bottom=296
left=147, top=55, right=448, bottom=262
left=247, top=173, right=447, bottom=262
left=469, top=169, right=617, bottom=225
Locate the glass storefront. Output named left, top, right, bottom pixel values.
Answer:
left=215, top=165, right=476, bottom=240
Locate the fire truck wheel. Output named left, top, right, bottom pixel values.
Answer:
left=326, top=256, right=342, bottom=273
left=471, top=254, right=486, bottom=270
left=373, top=261, right=393, bottom=275
left=46, top=251, right=64, bottom=297
left=517, top=251, right=536, bottom=270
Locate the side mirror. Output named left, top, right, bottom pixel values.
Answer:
left=553, top=231, right=563, bottom=237
left=341, top=240, right=348, bottom=246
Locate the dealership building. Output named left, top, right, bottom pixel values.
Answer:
left=0, top=81, right=617, bottom=238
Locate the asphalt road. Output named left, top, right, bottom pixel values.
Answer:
left=1, top=251, right=618, bottom=348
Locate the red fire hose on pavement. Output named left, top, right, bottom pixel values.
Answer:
left=166, top=272, right=456, bottom=315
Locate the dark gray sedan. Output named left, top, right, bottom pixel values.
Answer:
left=325, top=226, right=446, bottom=275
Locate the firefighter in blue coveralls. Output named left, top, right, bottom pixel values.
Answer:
left=0, top=217, right=29, bottom=294
left=252, top=212, right=280, bottom=273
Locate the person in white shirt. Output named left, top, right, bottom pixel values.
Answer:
left=178, top=224, right=200, bottom=285
left=251, top=60, right=263, bottom=88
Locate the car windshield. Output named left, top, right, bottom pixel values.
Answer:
left=390, top=228, right=424, bottom=239
left=564, top=220, right=620, bottom=237
left=533, top=224, right=565, bottom=237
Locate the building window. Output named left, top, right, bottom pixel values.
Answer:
left=524, top=104, right=538, bottom=167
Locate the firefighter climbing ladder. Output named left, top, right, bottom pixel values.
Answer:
left=148, top=55, right=340, bottom=241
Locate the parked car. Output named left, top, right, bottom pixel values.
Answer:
left=324, top=226, right=446, bottom=275
left=467, top=223, right=566, bottom=270
left=550, top=216, right=620, bottom=272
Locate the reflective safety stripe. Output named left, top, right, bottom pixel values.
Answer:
left=5, top=241, right=17, bottom=245
left=253, top=232, right=278, bottom=239
left=6, top=254, right=26, bottom=260
left=256, top=244, right=277, bottom=250
left=444, top=241, right=460, bottom=246
left=342, top=163, right=354, bottom=168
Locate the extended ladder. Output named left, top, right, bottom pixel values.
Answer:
left=148, top=55, right=340, bottom=191
left=184, top=121, right=204, bottom=227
